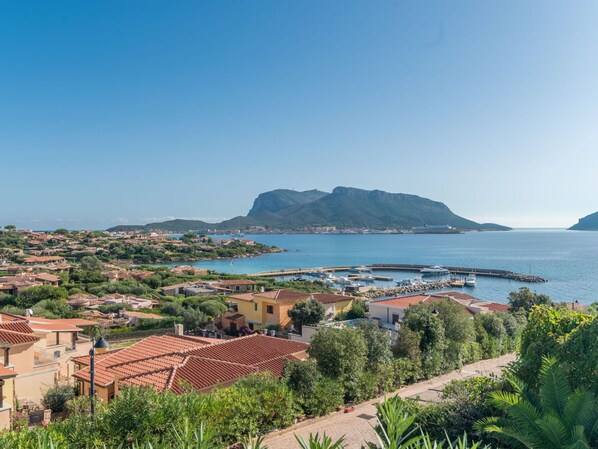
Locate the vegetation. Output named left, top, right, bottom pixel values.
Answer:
left=476, top=357, right=598, bottom=448
left=42, top=384, right=76, bottom=413
left=288, top=299, right=325, bottom=332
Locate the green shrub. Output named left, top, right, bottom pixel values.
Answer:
left=42, top=383, right=76, bottom=412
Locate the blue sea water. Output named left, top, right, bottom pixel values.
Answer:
left=184, top=230, right=598, bottom=305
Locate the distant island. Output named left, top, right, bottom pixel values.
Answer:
left=569, top=211, right=598, bottom=231
left=107, top=187, right=511, bottom=233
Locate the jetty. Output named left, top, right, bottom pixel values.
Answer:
left=251, top=263, right=546, bottom=283
left=365, top=280, right=452, bottom=299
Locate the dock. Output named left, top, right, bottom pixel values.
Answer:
left=251, top=263, right=546, bottom=283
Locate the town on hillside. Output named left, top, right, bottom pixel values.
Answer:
left=0, top=225, right=596, bottom=448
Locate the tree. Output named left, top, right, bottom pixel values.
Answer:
left=161, top=302, right=185, bottom=316
left=402, top=304, right=447, bottom=377
left=16, top=285, right=68, bottom=308
left=515, top=305, right=591, bottom=389
left=393, top=326, right=421, bottom=361
left=477, top=357, right=598, bottom=449
left=181, top=232, right=197, bottom=244
left=197, top=299, right=227, bottom=318
left=4, top=225, right=16, bottom=230
left=182, top=308, right=209, bottom=333
left=54, top=228, right=69, bottom=235
left=309, top=327, right=367, bottom=382
left=288, top=299, right=325, bottom=333
left=508, top=287, right=552, bottom=314
left=80, top=255, right=103, bottom=272
left=357, top=320, right=392, bottom=370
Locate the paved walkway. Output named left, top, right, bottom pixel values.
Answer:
left=265, top=354, right=515, bottom=449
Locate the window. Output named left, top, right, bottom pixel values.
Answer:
left=235, top=286, right=240, bottom=291
left=392, top=314, right=400, bottom=324
left=254, top=303, right=258, bottom=311
left=266, top=305, right=274, bottom=314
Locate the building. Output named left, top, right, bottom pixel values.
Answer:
left=368, top=291, right=510, bottom=330
left=72, top=332, right=308, bottom=400
left=216, top=279, right=257, bottom=293
left=0, top=312, right=95, bottom=414
left=228, top=290, right=355, bottom=330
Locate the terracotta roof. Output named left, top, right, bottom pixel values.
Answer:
left=228, top=293, right=255, bottom=302
left=73, top=334, right=308, bottom=393
left=0, top=366, right=18, bottom=378
left=479, top=302, right=511, bottom=312
left=311, top=293, right=354, bottom=304
left=0, top=321, right=35, bottom=334
left=256, top=290, right=310, bottom=301
left=372, top=294, right=430, bottom=308
left=0, top=329, right=40, bottom=345
left=169, top=357, right=258, bottom=393
left=186, top=334, right=308, bottom=366
left=71, top=348, right=124, bottom=366
left=73, top=334, right=215, bottom=387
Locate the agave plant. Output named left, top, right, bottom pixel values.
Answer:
left=294, top=432, right=346, bottom=449
left=366, top=396, right=490, bottom=449
left=476, top=356, right=598, bottom=449
left=241, top=434, right=269, bottom=449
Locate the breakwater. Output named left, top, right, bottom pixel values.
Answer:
left=365, top=280, right=453, bottom=299
left=251, top=264, right=546, bottom=283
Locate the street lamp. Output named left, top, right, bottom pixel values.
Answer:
left=431, top=309, right=439, bottom=316
left=89, top=336, right=109, bottom=418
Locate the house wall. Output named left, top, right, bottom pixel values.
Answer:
left=235, top=301, right=261, bottom=324
left=0, top=406, right=10, bottom=431
left=77, top=380, right=113, bottom=403
left=368, top=303, right=406, bottom=328
left=7, top=344, right=36, bottom=373
left=14, top=366, right=58, bottom=403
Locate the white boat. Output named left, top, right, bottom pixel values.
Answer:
left=335, top=277, right=352, bottom=285
left=348, top=266, right=371, bottom=273
left=420, top=265, right=450, bottom=276
left=323, top=278, right=335, bottom=286
left=357, top=274, right=376, bottom=282
left=305, top=268, right=325, bottom=277
left=465, top=273, right=477, bottom=287
left=397, top=277, right=426, bottom=287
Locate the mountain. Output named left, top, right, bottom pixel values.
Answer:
left=569, top=211, right=598, bottom=231
left=106, top=187, right=510, bottom=232
left=248, top=189, right=329, bottom=216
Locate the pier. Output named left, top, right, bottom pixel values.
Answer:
left=251, top=263, right=546, bottom=283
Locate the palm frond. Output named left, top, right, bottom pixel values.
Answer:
left=539, top=357, right=570, bottom=417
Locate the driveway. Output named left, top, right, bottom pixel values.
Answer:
left=265, top=353, right=515, bottom=449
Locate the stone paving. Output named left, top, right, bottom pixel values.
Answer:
left=265, top=353, right=516, bottom=449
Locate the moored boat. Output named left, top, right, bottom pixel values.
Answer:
left=420, top=265, right=450, bottom=276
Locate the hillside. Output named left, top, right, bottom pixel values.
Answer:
left=569, top=211, right=598, bottom=231
left=107, top=187, right=510, bottom=232
left=248, top=189, right=329, bottom=216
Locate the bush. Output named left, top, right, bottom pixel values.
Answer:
left=303, top=379, right=344, bottom=416
left=42, top=383, right=76, bottom=412
left=197, top=299, right=227, bottom=317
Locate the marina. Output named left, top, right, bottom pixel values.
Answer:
left=251, top=263, right=546, bottom=283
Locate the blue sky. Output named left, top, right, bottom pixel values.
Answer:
left=1, top=1, right=597, bottom=230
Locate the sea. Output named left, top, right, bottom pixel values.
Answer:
left=175, top=229, right=598, bottom=305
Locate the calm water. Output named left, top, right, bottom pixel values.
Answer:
left=185, top=230, right=598, bottom=305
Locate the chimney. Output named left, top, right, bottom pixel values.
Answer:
left=174, top=323, right=184, bottom=336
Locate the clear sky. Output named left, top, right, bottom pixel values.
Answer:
left=2, top=1, right=597, bottom=230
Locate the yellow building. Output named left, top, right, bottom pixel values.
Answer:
left=229, top=290, right=355, bottom=330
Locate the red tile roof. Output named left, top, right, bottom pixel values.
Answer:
left=256, top=290, right=310, bottom=301
left=0, top=366, right=18, bottom=378
left=168, top=357, right=258, bottom=393
left=73, top=334, right=309, bottom=393
left=0, top=321, right=35, bottom=334
left=0, top=329, right=40, bottom=345
left=311, top=293, right=354, bottom=304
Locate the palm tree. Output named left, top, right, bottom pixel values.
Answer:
left=476, top=357, right=598, bottom=448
